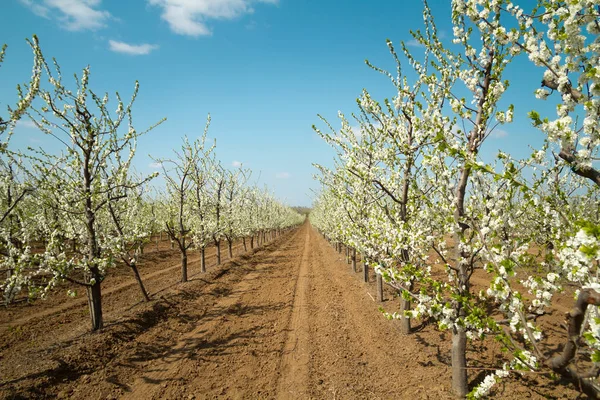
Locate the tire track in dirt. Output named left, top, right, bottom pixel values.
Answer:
left=121, top=227, right=306, bottom=399
left=275, top=223, right=311, bottom=399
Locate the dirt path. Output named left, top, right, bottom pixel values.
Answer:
left=276, top=222, right=311, bottom=398
left=114, top=222, right=455, bottom=399
left=1, top=222, right=580, bottom=399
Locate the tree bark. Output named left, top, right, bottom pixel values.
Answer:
left=352, top=248, right=357, bottom=273
left=243, top=237, right=247, bottom=252
left=86, top=268, right=103, bottom=331
left=216, top=240, right=221, bottom=265
left=228, top=239, right=233, bottom=259
left=200, top=247, right=206, bottom=273
left=399, top=295, right=411, bottom=335
left=250, top=236, right=254, bottom=249
left=130, top=261, right=150, bottom=301
left=181, top=250, right=188, bottom=282
left=452, top=326, right=468, bottom=397
left=376, top=273, right=384, bottom=302
left=547, top=289, right=600, bottom=398
left=363, top=260, right=369, bottom=283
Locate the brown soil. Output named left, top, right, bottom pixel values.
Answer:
left=0, top=223, right=583, bottom=399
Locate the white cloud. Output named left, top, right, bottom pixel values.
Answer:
left=19, top=0, right=50, bottom=17
left=276, top=172, right=290, bottom=179
left=148, top=0, right=278, bottom=37
left=232, top=160, right=242, bottom=167
left=109, top=40, right=159, bottom=55
left=406, top=39, right=425, bottom=48
left=149, top=162, right=163, bottom=169
left=20, top=0, right=111, bottom=31
left=490, top=128, right=508, bottom=139
left=16, top=120, right=37, bottom=129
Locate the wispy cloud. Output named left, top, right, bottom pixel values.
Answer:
left=16, top=120, right=37, bottom=129
left=19, top=0, right=49, bottom=17
left=490, top=128, right=508, bottom=139
left=20, top=0, right=111, bottom=31
left=232, top=160, right=242, bottom=167
left=148, top=0, right=278, bottom=37
left=149, top=162, right=163, bottom=169
left=276, top=172, right=290, bottom=179
left=109, top=40, right=159, bottom=55
left=406, top=39, right=424, bottom=48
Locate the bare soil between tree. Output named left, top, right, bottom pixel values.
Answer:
left=0, top=223, right=581, bottom=399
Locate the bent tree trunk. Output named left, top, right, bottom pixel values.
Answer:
left=547, top=289, right=600, bottom=398
left=86, top=268, right=103, bottom=331
left=130, top=261, right=150, bottom=301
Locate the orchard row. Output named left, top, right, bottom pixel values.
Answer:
left=0, top=37, right=304, bottom=332
left=311, top=0, right=600, bottom=398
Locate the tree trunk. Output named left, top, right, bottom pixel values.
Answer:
left=155, top=236, right=159, bottom=251
left=400, top=295, right=411, bottom=335
left=363, top=260, right=369, bottom=283
left=352, top=248, right=357, bottom=273
left=200, top=247, right=206, bottom=273
left=243, top=237, right=247, bottom=252
left=376, top=273, right=384, bottom=302
left=130, top=261, right=150, bottom=301
left=86, top=269, right=103, bottom=331
left=216, top=240, right=221, bottom=265
left=250, top=236, right=254, bottom=249
left=228, top=239, right=233, bottom=259
left=181, top=250, right=188, bottom=282
left=170, top=240, right=174, bottom=249
left=452, top=327, right=468, bottom=397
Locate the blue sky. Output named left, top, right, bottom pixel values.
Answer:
left=2, top=0, right=556, bottom=206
